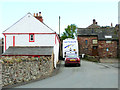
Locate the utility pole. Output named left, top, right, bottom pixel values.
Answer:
left=59, top=16, right=60, bottom=36
left=59, top=16, right=61, bottom=60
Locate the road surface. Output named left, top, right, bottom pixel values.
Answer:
left=14, top=60, right=118, bottom=88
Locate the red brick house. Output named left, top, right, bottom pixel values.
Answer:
left=115, top=24, right=120, bottom=58
left=77, top=19, right=118, bottom=58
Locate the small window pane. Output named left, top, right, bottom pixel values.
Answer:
left=31, top=37, right=33, bottom=40
left=30, top=34, right=34, bottom=41
left=31, top=35, right=33, bottom=38
left=85, top=40, right=88, bottom=45
left=93, top=40, right=98, bottom=44
left=106, top=48, right=109, bottom=51
left=31, top=35, right=33, bottom=37
left=106, top=41, right=111, bottom=43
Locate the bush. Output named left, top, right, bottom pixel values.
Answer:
left=84, top=55, right=100, bottom=63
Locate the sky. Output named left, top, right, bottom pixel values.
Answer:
left=0, top=0, right=119, bottom=38
left=118, top=1, right=120, bottom=24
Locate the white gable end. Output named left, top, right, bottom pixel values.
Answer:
left=3, top=13, right=55, bottom=33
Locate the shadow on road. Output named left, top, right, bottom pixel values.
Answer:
left=61, top=63, right=80, bottom=68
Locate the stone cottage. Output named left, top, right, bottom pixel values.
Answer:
left=2, top=12, right=60, bottom=68
left=77, top=19, right=118, bottom=58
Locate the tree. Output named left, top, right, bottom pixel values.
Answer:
left=61, top=24, right=77, bottom=40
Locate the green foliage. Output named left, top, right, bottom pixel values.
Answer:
left=60, top=24, right=77, bottom=40
left=84, top=55, right=100, bottom=63
left=101, top=26, right=110, bottom=29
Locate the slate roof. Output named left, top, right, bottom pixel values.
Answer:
left=77, top=28, right=118, bottom=40
left=2, top=46, right=53, bottom=56
left=87, top=24, right=100, bottom=29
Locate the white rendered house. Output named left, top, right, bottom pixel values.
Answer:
left=2, top=12, right=60, bottom=68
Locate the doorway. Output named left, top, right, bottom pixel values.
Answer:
left=92, top=46, right=98, bottom=56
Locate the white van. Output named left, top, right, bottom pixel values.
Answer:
left=63, top=38, right=79, bottom=59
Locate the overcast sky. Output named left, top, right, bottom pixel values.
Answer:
left=0, top=0, right=119, bottom=38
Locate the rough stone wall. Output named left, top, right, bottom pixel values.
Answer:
left=77, top=36, right=98, bottom=56
left=98, top=41, right=117, bottom=58
left=0, top=56, right=53, bottom=87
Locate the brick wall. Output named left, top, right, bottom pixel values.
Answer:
left=77, top=36, right=118, bottom=58
left=115, top=24, right=120, bottom=58
left=98, top=41, right=117, bottom=58
left=77, top=36, right=97, bottom=56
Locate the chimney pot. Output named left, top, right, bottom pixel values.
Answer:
left=111, top=23, right=113, bottom=27
left=96, top=22, right=97, bottom=24
left=36, top=13, right=38, bottom=16
left=34, top=13, right=35, bottom=16
left=34, top=12, right=43, bottom=23
left=93, top=19, right=96, bottom=24
left=39, top=12, right=41, bottom=16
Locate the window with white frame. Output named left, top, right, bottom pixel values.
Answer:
left=92, top=39, right=98, bottom=44
left=106, top=41, right=111, bottom=44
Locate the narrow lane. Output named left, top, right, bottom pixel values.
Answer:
left=14, top=60, right=118, bottom=88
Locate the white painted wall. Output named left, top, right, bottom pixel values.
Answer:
left=5, top=34, right=55, bottom=49
left=4, top=34, right=59, bottom=68
left=54, top=36, right=59, bottom=68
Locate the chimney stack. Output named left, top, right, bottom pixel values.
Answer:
left=93, top=19, right=96, bottom=24
left=34, top=12, right=43, bottom=23
left=111, top=23, right=113, bottom=27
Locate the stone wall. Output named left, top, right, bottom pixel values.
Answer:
left=0, top=55, right=54, bottom=87
left=98, top=41, right=117, bottom=58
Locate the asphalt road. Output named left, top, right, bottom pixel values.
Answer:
left=14, top=60, right=118, bottom=88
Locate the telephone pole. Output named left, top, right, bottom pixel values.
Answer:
left=59, top=16, right=60, bottom=36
